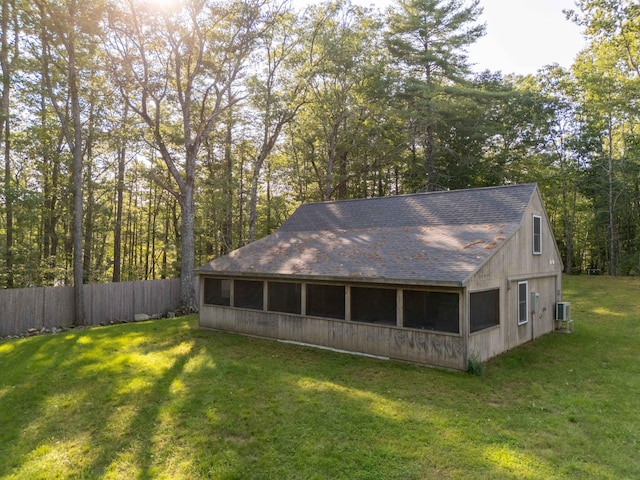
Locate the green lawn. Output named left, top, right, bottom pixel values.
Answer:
left=1, top=275, right=639, bottom=479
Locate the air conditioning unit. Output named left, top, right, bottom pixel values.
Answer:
left=556, top=302, right=571, bottom=322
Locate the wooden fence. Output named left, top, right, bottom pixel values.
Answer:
left=0, top=278, right=182, bottom=337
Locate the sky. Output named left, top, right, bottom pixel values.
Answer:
left=291, top=0, right=586, bottom=76
left=465, top=0, right=586, bottom=75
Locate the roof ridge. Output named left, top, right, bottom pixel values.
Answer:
left=280, top=183, right=536, bottom=233
left=196, top=184, right=541, bottom=284
left=295, top=183, right=537, bottom=208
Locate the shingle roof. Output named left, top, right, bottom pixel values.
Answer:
left=195, top=183, right=538, bottom=286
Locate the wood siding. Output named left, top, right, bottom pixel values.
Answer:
left=199, top=305, right=466, bottom=370
left=198, top=187, right=565, bottom=369
left=466, top=190, right=563, bottom=362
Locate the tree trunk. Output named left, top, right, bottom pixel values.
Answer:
left=221, top=111, right=234, bottom=255
left=2, top=99, right=12, bottom=288
left=337, top=150, right=348, bottom=200
left=144, top=180, right=153, bottom=279
left=425, top=123, right=436, bottom=192
left=237, top=152, right=244, bottom=248
left=113, top=105, right=127, bottom=282
left=41, top=88, right=62, bottom=285
left=68, top=1, right=85, bottom=325
left=560, top=146, right=574, bottom=275
left=1, top=0, right=15, bottom=288
left=324, top=135, right=336, bottom=201
left=248, top=166, right=261, bottom=243
left=161, top=204, right=169, bottom=280
left=266, top=164, right=272, bottom=234
left=83, top=157, right=94, bottom=283
left=178, top=173, right=197, bottom=312
left=247, top=121, right=288, bottom=243
left=40, top=0, right=84, bottom=322
left=150, top=184, right=159, bottom=279
left=607, top=121, right=616, bottom=276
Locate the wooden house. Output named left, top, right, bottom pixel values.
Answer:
left=195, top=183, right=564, bottom=370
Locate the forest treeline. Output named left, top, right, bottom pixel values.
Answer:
left=1, top=0, right=639, bottom=317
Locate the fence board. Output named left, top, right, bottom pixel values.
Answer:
left=0, top=289, right=15, bottom=336
left=43, top=286, right=76, bottom=329
left=0, top=288, right=45, bottom=335
left=1, top=278, right=185, bottom=337
left=135, top=280, right=159, bottom=316
left=85, top=282, right=134, bottom=326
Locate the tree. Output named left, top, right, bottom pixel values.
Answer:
left=385, top=0, right=485, bottom=191
left=1, top=0, right=20, bottom=287
left=529, top=66, right=591, bottom=274
left=246, top=2, right=305, bottom=242
left=38, top=0, right=106, bottom=323
left=288, top=0, right=392, bottom=202
left=108, top=0, right=266, bottom=310
left=112, top=103, right=129, bottom=282
left=569, top=0, right=640, bottom=275
left=568, top=0, right=640, bottom=77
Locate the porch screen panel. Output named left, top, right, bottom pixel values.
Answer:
left=470, top=289, right=499, bottom=332
left=268, top=281, right=301, bottom=314
left=404, top=290, right=459, bottom=333
left=306, top=284, right=345, bottom=319
left=351, top=287, right=396, bottom=326
left=234, top=280, right=264, bottom=310
left=203, top=278, right=231, bottom=306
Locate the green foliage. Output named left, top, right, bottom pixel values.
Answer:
left=1, top=276, right=640, bottom=478
left=385, top=0, right=486, bottom=191
left=2, top=0, right=640, bottom=290
left=466, top=352, right=485, bottom=376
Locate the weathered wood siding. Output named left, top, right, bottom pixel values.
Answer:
left=0, top=279, right=182, bottom=337
left=198, top=187, right=565, bottom=368
left=199, top=305, right=466, bottom=370
left=466, top=189, right=563, bottom=362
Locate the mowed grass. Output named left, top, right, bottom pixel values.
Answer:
left=0, top=276, right=639, bottom=479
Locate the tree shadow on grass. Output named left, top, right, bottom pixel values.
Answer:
left=120, top=333, right=568, bottom=479
left=0, top=315, right=634, bottom=479
left=0, top=319, right=197, bottom=478
left=85, top=340, right=195, bottom=477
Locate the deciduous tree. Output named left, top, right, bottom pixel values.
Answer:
left=108, top=0, right=266, bottom=310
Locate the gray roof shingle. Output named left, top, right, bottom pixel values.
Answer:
left=195, top=183, right=537, bottom=285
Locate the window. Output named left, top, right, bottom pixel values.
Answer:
left=203, top=278, right=231, bottom=306
left=518, top=281, right=528, bottom=325
left=470, top=289, right=500, bottom=332
left=403, top=290, right=459, bottom=333
left=351, top=287, right=396, bottom=326
left=268, top=281, right=301, bottom=314
left=533, top=215, right=542, bottom=254
left=234, top=280, right=263, bottom=310
left=306, top=284, right=345, bottom=319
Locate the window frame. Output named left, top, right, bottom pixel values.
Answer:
left=203, top=277, right=231, bottom=306
left=403, top=289, right=460, bottom=334
left=351, top=286, right=397, bottom=326
left=306, top=283, right=345, bottom=320
left=470, top=288, right=500, bottom=333
left=532, top=214, right=542, bottom=255
left=517, top=281, right=528, bottom=325
left=267, top=281, right=301, bottom=315
left=234, top=279, right=264, bottom=311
